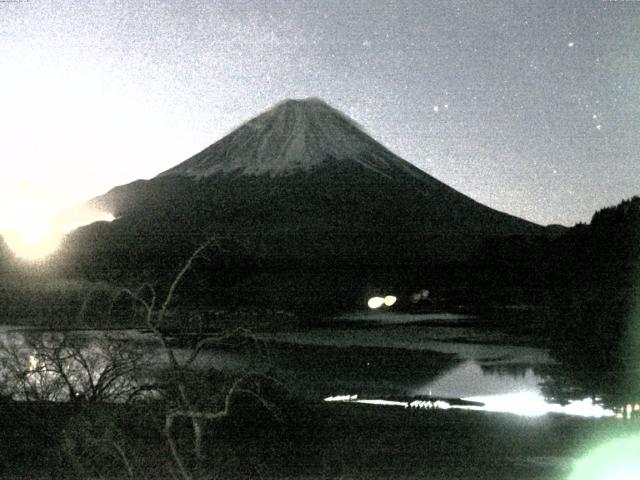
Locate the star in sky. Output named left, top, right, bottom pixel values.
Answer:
left=0, top=0, right=638, bottom=230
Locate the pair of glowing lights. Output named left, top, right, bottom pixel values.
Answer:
left=367, top=295, right=397, bottom=309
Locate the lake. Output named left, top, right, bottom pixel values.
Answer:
left=0, top=311, right=625, bottom=418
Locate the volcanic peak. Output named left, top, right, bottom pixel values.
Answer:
left=158, top=97, right=402, bottom=179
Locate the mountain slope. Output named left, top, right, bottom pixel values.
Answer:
left=158, top=97, right=432, bottom=179
left=57, top=98, right=548, bottom=302
left=88, top=98, right=541, bottom=234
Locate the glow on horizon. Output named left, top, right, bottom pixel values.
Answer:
left=0, top=53, right=198, bottom=259
left=1, top=209, right=115, bottom=261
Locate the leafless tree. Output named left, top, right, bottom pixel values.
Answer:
left=0, top=238, right=285, bottom=479
left=117, top=238, right=284, bottom=479
left=0, top=331, right=153, bottom=403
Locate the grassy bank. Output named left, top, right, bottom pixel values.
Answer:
left=0, top=395, right=635, bottom=479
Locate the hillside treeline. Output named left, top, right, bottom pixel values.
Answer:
left=466, top=196, right=640, bottom=400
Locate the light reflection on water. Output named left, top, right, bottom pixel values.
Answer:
left=325, top=358, right=617, bottom=418
left=309, top=315, right=620, bottom=419
left=325, top=392, right=616, bottom=419
left=459, top=393, right=615, bottom=418
left=0, top=316, right=630, bottom=420
left=415, top=360, right=543, bottom=399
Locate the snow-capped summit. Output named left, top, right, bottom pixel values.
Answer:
left=60, top=97, right=548, bottom=289
left=159, top=97, right=416, bottom=179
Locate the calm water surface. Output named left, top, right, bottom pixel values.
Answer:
left=0, top=313, right=624, bottom=418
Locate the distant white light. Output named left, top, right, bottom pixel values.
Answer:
left=367, top=297, right=385, bottom=309
left=568, top=42, right=575, bottom=47
left=383, top=295, right=397, bottom=307
left=596, top=124, right=602, bottom=130
left=433, top=105, right=439, bottom=112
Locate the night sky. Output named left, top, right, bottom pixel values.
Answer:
left=1, top=0, right=638, bottom=231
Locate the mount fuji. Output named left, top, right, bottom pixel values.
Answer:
left=57, top=98, right=548, bottom=302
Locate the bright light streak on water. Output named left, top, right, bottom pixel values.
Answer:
left=557, top=398, right=617, bottom=418
left=325, top=395, right=408, bottom=407
left=355, top=399, right=408, bottom=407
left=325, top=392, right=615, bottom=418
left=462, top=392, right=616, bottom=418
left=325, top=395, right=358, bottom=402
left=462, top=391, right=551, bottom=417
left=409, top=400, right=452, bottom=410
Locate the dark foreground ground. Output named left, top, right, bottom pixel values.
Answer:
left=1, top=396, right=636, bottom=480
